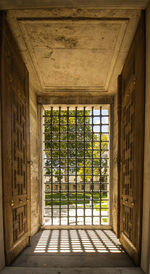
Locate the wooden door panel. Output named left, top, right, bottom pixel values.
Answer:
left=119, top=14, right=145, bottom=264
left=0, top=13, right=30, bottom=264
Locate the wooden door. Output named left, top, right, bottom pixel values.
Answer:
left=0, top=14, right=31, bottom=264
left=118, top=14, right=145, bottom=264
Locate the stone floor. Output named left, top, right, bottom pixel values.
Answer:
left=0, top=267, right=145, bottom=274
left=10, top=229, right=135, bottom=268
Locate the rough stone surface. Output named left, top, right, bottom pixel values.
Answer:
left=7, top=8, right=141, bottom=95
left=112, top=94, right=119, bottom=236
left=0, top=0, right=149, bottom=10
left=17, top=19, right=127, bottom=92
left=0, top=267, right=145, bottom=274
left=29, top=87, right=40, bottom=235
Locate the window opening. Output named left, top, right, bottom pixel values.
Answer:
left=43, top=105, right=110, bottom=226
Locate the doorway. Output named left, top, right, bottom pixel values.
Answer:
left=0, top=9, right=146, bottom=271
left=42, top=105, right=110, bottom=227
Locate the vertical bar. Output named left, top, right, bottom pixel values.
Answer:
left=108, top=107, right=110, bottom=225
left=51, top=107, right=53, bottom=225
left=42, top=109, right=45, bottom=225
left=91, top=107, right=94, bottom=225
left=67, top=107, right=69, bottom=225
left=83, top=107, right=86, bottom=225
left=75, top=107, right=78, bottom=225
left=100, top=106, right=102, bottom=225
left=43, top=104, right=110, bottom=227
left=59, top=106, right=61, bottom=225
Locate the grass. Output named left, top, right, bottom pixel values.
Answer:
left=45, top=192, right=108, bottom=206
left=102, top=218, right=108, bottom=223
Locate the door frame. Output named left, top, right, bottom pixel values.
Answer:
left=37, top=95, right=114, bottom=229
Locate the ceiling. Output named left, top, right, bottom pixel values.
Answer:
left=7, top=8, right=143, bottom=95
left=0, top=0, right=149, bottom=10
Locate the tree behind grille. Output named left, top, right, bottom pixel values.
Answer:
left=44, top=109, right=108, bottom=185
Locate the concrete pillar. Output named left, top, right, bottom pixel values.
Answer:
left=29, top=86, right=41, bottom=235
left=112, top=94, right=119, bottom=236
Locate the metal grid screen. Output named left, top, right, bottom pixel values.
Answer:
left=43, top=106, right=110, bottom=226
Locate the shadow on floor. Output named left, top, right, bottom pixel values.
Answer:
left=11, top=229, right=135, bottom=268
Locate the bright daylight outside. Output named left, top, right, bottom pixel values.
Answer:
left=42, top=105, right=110, bottom=226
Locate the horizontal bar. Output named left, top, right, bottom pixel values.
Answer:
left=44, top=182, right=109, bottom=185
left=41, top=225, right=112, bottom=230
left=44, top=123, right=109, bottom=126
left=44, top=176, right=109, bottom=178
left=43, top=115, right=109, bottom=118
left=45, top=199, right=109, bottom=202
left=44, top=207, right=110, bottom=210
left=45, top=190, right=109, bottom=193
left=44, top=175, right=109, bottom=178
left=44, top=164, right=110, bottom=168
left=44, top=149, right=109, bottom=152
left=44, top=140, right=109, bottom=143
left=44, top=132, right=109, bottom=136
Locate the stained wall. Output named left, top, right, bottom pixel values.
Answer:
left=29, top=86, right=41, bottom=235
left=112, top=94, right=119, bottom=236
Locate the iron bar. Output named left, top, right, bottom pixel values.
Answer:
left=83, top=107, right=86, bottom=225
left=67, top=107, right=69, bottom=225
left=100, top=107, right=102, bottom=225
left=75, top=107, right=78, bottom=225
left=43, top=106, right=110, bottom=226
left=50, top=107, right=53, bottom=225
left=59, top=107, right=61, bottom=225
left=91, top=107, right=94, bottom=225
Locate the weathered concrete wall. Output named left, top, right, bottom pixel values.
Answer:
left=0, top=98, right=5, bottom=270
left=7, top=8, right=141, bottom=97
left=112, top=94, right=119, bottom=236
left=29, top=87, right=40, bottom=235
left=0, top=0, right=149, bottom=10
left=141, top=4, right=150, bottom=274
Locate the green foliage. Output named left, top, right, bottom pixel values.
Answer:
left=102, top=217, right=108, bottom=223
left=44, top=110, right=92, bottom=176
left=44, top=109, right=109, bottom=182
left=45, top=192, right=108, bottom=206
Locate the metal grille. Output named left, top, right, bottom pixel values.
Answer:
left=43, top=106, right=110, bottom=226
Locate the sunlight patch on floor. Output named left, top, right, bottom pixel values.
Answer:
left=34, top=230, right=124, bottom=254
